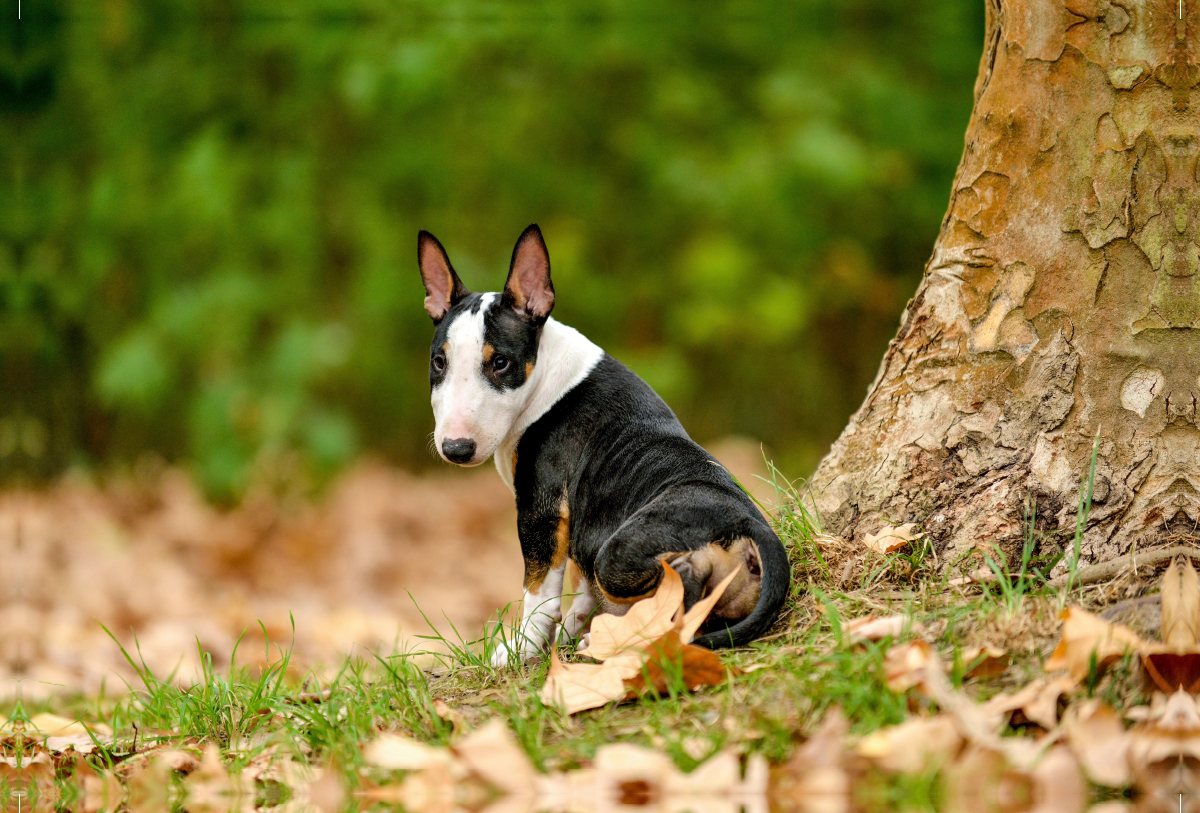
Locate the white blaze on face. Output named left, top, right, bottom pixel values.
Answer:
left=430, top=294, right=528, bottom=466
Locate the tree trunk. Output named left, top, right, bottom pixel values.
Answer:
left=809, top=0, right=1200, bottom=571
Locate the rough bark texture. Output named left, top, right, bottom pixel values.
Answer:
left=809, top=0, right=1200, bottom=570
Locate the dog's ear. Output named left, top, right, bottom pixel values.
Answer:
left=502, top=224, right=555, bottom=322
left=419, top=230, right=468, bottom=322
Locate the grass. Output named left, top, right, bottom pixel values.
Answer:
left=8, top=454, right=1150, bottom=811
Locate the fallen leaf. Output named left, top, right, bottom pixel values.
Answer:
left=962, top=645, right=1008, bottom=678
left=543, top=560, right=736, bottom=715
left=181, top=744, right=253, bottom=813
left=770, top=709, right=850, bottom=813
left=363, top=732, right=459, bottom=772
left=943, top=744, right=1085, bottom=813
left=1160, top=555, right=1200, bottom=648
left=540, top=646, right=639, bottom=714
left=453, top=719, right=537, bottom=796
left=862, top=523, right=922, bottom=554
left=884, top=640, right=938, bottom=693
left=1044, top=607, right=1146, bottom=682
left=982, top=676, right=1074, bottom=730
left=1127, top=688, right=1200, bottom=765
left=622, top=631, right=729, bottom=698
left=579, top=564, right=685, bottom=660
left=1140, top=647, right=1200, bottom=694
left=846, top=614, right=923, bottom=644
left=1062, top=700, right=1132, bottom=788
left=76, top=759, right=125, bottom=813
left=431, top=698, right=466, bottom=732
left=856, top=715, right=962, bottom=773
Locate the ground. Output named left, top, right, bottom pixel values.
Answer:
left=0, top=442, right=1181, bottom=812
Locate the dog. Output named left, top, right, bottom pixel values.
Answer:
left=418, top=224, right=791, bottom=665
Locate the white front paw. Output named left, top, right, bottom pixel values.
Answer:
left=577, top=632, right=592, bottom=652
left=491, top=641, right=517, bottom=668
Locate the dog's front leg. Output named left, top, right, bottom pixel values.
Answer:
left=491, top=562, right=565, bottom=667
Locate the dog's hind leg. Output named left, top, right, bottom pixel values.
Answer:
left=561, top=583, right=598, bottom=645
left=591, top=495, right=763, bottom=623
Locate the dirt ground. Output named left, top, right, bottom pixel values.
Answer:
left=1, top=439, right=773, bottom=700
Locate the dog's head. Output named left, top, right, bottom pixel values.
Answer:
left=418, top=224, right=555, bottom=466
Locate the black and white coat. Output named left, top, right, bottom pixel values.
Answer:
left=419, top=225, right=791, bottom=666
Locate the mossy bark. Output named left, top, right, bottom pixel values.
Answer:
left=809, top=0, right=1200, bottom=570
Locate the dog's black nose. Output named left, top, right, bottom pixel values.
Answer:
left=442, top=438, right=476, bottom=464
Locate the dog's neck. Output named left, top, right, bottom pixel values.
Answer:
left=494, top=317, right=604, bottom=493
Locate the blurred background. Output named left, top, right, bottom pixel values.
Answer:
left=0, top=1, right=983, bottom=694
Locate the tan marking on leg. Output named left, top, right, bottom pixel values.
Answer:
left=524, top=563, right=549, bottom=592
left=552, top=497, right=571, bottom=569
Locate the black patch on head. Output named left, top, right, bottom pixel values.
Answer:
left=428, top=293, right=485, bottom=388
left=481, top=296, right=541, bottom=391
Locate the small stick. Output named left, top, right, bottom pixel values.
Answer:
left=1048, top=544, right=1200, bottom=588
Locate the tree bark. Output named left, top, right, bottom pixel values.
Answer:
left=809, top=0, right=1200, bottom=570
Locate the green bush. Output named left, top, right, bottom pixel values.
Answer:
left=1, top=1, right=983, bottom=498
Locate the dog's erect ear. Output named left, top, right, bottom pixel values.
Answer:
left=502, top=224, right=555, bottom=321
left=418, top=230, right=468, bottom=322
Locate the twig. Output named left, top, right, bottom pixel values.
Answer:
left=1048, top=544, right=1200, bottom=588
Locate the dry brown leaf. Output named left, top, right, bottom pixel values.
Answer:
left=1127, top=688, right=1200, bottom=766
left=1044, top=606, right=1146, bottom=682
left=431, top=698, right=466, bottom=733
left=846, top=614, right=923, bottom=644
left=856, top=715, right=962, bottom=773
left=453, top=719, right=537, bottom=796
left=1140, top=646, right=1200, bottom=694
left=1062, top=700, right=1131, bottom=788
left=540, top=646, right=640, bottom=714
left=862, top=523, right=922, bottom=554
left=677, top=565, right=741, bottom=644
left=943, top=744, right=1085, bottom=813
left=181, top=744, right=253, bottom=813
left=962, top=645, right=1008, bottom=679
left=543, top=560, right=735, bottom=715
left=622, top=630, right=729, bottom=698
left=982, top=676, right=1074, bottom=730
left=76, top=759, right=125, bottom=813
left=579, top=563, right=685, bottom=660
left=300, top=763, right=347, bottom=813
left=884, top=640, right=939, bottom=693
left=362, top=732, right=459, bottom=773
left=1160, top=555, right=1200, bottom=648
left=770, top=709, right=850, bottom=813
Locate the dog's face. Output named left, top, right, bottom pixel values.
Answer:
left=419, top=225, right=555, bottom=466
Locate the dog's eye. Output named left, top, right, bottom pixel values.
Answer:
left=492, top=355, right=510, bottom=373
left=432, top=355, right=445, bottom=373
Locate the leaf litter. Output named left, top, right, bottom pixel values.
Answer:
left=10, top=458, right=1200, bottom=809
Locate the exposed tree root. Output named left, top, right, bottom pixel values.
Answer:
left=1048, top=545, right=1200, bottom=589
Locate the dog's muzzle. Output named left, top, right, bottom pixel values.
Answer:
left=442, top=438, right=477, bottom=464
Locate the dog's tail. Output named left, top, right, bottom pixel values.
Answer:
left=691, top=528, right=791, bottom=649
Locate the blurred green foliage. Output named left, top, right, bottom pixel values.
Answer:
left=1, top=1, right=982, bottom=499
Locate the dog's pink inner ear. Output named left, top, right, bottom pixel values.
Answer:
left=505, top=225, right=555, bottom=320
left=419, top=232, right=463, bottom=321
